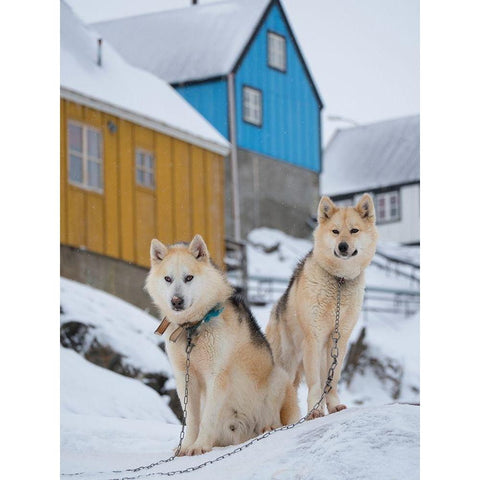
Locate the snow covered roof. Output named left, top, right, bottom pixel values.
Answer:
left=322, top=115, right=420, bottom=197
left=92, top=0, right=272, bottom=84
left=60, top=1, right=229, bottom=155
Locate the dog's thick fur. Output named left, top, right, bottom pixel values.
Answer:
left=145, top=235, right=299, bottom=456
left=266, top=194, right=378, bottom=418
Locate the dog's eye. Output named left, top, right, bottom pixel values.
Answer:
left=350, top=228, right=359, bottom=234
left=164, top=276, right=172, bottom=283
left=184, top=275, right=194, bottom=283
left=332, top=229, right=339, bottom=235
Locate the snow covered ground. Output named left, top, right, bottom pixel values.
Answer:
left=60, top=227, right=419, bottom=479
left=62, top=404, right=418, bottom=480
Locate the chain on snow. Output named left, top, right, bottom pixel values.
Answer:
left=62, top=278, right=345, bottom=479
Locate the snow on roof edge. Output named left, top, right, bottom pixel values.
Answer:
left=61, top=87, right=230, bottom=156
left=61, top=1, right=230, bottom=155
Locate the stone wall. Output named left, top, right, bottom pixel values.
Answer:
left=224, top=149, right=319, bottom=239
left=60, top=245, right=154, bottom=313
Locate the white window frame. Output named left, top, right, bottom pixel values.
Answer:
left=375, top=190, right=401, bottom=224
left=243, top=86, right=262, bottom=127
left=268, top=31, right=287, bottom=72
left=67, top=120, right=103, bottom=193
left=135, top=148, right=155, bottom=189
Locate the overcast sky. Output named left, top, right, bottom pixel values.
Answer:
left=66, top=0, right=419, bottom=144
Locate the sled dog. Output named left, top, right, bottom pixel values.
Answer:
left=146, top=234, right=299, bottom=456
left=266, top=194, right=378, bottom=418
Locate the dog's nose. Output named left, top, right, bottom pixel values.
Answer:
left=338, top=242, right=349, bottom=254
left=171, top=296, right=184, bottom=310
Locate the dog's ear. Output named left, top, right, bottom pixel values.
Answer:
left=150, top=239, right=168, bottom=264
left=189, top=234, right=209, bottom=261
left=317, top=196, right=338, bottom=223
left=355, top=193, right=376, bottom=222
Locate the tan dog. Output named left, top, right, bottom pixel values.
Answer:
left=145, top=235, right=299, bottom=456
left=266, top=194, right=378, bottom=418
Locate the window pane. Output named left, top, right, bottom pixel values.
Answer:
left=68, top=124, right=82, bottom=153
left=146, top=173, right=155, bottom=188
left=146, top=154, right=153, bottom=170
left=88, top=160, right=102, bottom=189
left=268, top=33, right=286, bottom=70
left=243, top=87, right=262, bottom=125
left=377, top=197, right=386, bottom=219
left=136, top=168, right=144, bottom=186
left=87, top=129, right=101, bottom=158
left=390, top=193, right=398, bottom=218
left=69, top=154, right=83, bottom=183
left=136, top=151, right=144, bottom=168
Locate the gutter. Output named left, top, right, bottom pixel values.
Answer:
left=60, top=87, right=231, bottom=157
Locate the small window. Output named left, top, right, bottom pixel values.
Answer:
left=243, top=86, right=262, bottom=126
left=375, top=190, right=400, bottom=224
left=135, top=149, right=155, bottom=189
left=67, top=121, right=103, bottom=192
left=268, top=31, right=286, bottom=72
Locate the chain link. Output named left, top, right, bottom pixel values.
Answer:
left=62, top=278, right=345, bottom=479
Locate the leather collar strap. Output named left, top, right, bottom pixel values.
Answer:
left=154, top=304, right=224, bottom=343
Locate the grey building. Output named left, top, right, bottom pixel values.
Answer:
left=322, top=115, right=420, bottom=245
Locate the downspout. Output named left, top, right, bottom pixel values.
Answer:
left=227, top=72, right=241, bottom=241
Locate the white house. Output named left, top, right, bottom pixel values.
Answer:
left=321, top=115, right=419, bottom=245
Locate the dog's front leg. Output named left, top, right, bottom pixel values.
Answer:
left=302, top=335, right=328, bottom=419
left=183, top=374, right=228, bottom=455
left=175, top=372, right=201, bottom=456
left=325, top=333, right=350, bottom=414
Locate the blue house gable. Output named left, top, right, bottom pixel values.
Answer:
left=233, top=1, right=322, bottom=172
left=95, top=0, right=323, bottom=172
left=175, top=0, right=322, bottom=173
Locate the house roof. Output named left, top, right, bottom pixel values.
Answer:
left=93, top=0, right=271, bottom=85
left=322, top=115, right=420, bottom=197
left=60, top=0, right=229, bottom=155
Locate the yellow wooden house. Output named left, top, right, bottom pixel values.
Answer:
left=60, top=2, right=230, bottom=308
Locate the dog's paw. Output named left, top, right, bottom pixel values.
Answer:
left=261, top=425, right=277, bottom=434
left=328, top=404, right=347, bottom=414
left=306, top=409, right=325, bottom=420
left=179, top=444, right=212, bottom=456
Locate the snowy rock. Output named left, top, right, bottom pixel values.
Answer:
left=60, top=278, right=179, bottom=415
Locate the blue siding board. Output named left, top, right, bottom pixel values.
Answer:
left=175, top=79, right=229, bottom=139
left=235, top=2, right=321, bottom=172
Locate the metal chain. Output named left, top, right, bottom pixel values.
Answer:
left=62, top=278, right=344, bottom=480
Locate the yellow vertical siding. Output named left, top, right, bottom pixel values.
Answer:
left=134, top=125, right=156, bottom=267
left=190, top=145, right=207, bottom=240
left=64, top=100, right=87, bottom=248
left=173, top=139, right=192, bottom=242
left=155, top=134, right=174, bottom=245
left=84, top=108, right=105, bottom=254
left=214, top=153, right=225, bottom=266
left=60, top=100, right=67, bottom=244
left=117, top=118, right=135, bottom=263
left=204, top=151, right=225, bottom=266
left=60, top=98, right=226, bottom=271
left=103, top=114, right=120, bottom=258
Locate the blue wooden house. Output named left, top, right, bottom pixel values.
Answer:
left=94, top=0, right=323, bottom=238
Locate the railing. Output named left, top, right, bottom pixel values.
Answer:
left=224, top=237, right=248, bottom=296
left=232, top=274, right=420, bottom=316
left=372, top=248, right=420, bottom=287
